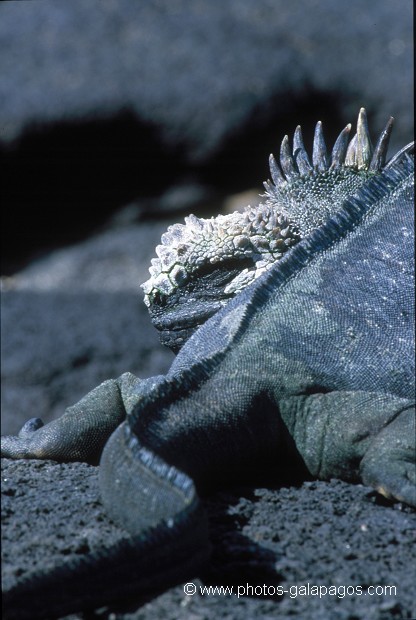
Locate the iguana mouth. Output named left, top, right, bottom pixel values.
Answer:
left=141, top=109, right=400, bottom=351
left=146, top=256, right=258, bottom=352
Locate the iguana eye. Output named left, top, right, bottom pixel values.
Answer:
left=146, top=256, right=258, bottom=352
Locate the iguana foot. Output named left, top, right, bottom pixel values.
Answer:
left=360, top=405, right=416, bottom=507
left=1, top=417, right=46, bottom=459
left=1, top=379, right=128, bottom=464
left=18, top=417, right=45, bottom=436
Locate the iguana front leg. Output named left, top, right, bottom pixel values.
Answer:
left=0, top=372, right=142, bottom=464
left=279, top=390, right=416, bottom=507
left=2, top=372, right=211, bottom=620
left=360, top=405, right=415, bottom=506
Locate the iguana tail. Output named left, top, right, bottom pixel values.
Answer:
left=3, top=423, right=210, bottom=620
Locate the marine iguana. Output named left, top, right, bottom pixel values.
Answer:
left=1, top=109, right=415, bottom=620
left=141, top=108, right=404, bottom=351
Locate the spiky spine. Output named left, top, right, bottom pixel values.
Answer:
left=142, top=109, right=394, bottom=307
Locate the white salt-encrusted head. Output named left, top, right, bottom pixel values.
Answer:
left=142, top=109, right=394, bottom=308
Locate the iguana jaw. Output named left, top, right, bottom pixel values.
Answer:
left=141, top=203, right=301, bottom=351
left=141, top=109, right=397, bottom=351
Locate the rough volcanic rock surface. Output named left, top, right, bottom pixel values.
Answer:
left=2, top=458, right=415, bottom=619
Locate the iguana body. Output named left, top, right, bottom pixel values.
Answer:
left=1, top=110, right=415, bottom=620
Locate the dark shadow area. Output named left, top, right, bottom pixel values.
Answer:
left=201, top=88, right=346, bottom=194
left=201, top=487, right=285, bottom=591
left=1, top=90, right=346, bottom=275
left=1, top=110, right=188, bottom=274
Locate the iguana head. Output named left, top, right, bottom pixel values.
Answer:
left=141, top=108, right=401, bottom=351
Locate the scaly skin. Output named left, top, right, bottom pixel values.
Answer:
left=1, top=110, right=414, bottom=620
left=143, top=108, right=398, bottom=351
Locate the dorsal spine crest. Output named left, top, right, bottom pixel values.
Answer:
left=142, top=109, right=396, bottom=306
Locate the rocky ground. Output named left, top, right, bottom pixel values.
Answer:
left=1, top=2, right=414, bottom=619
left=2, top=458, right=416, bottom=620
